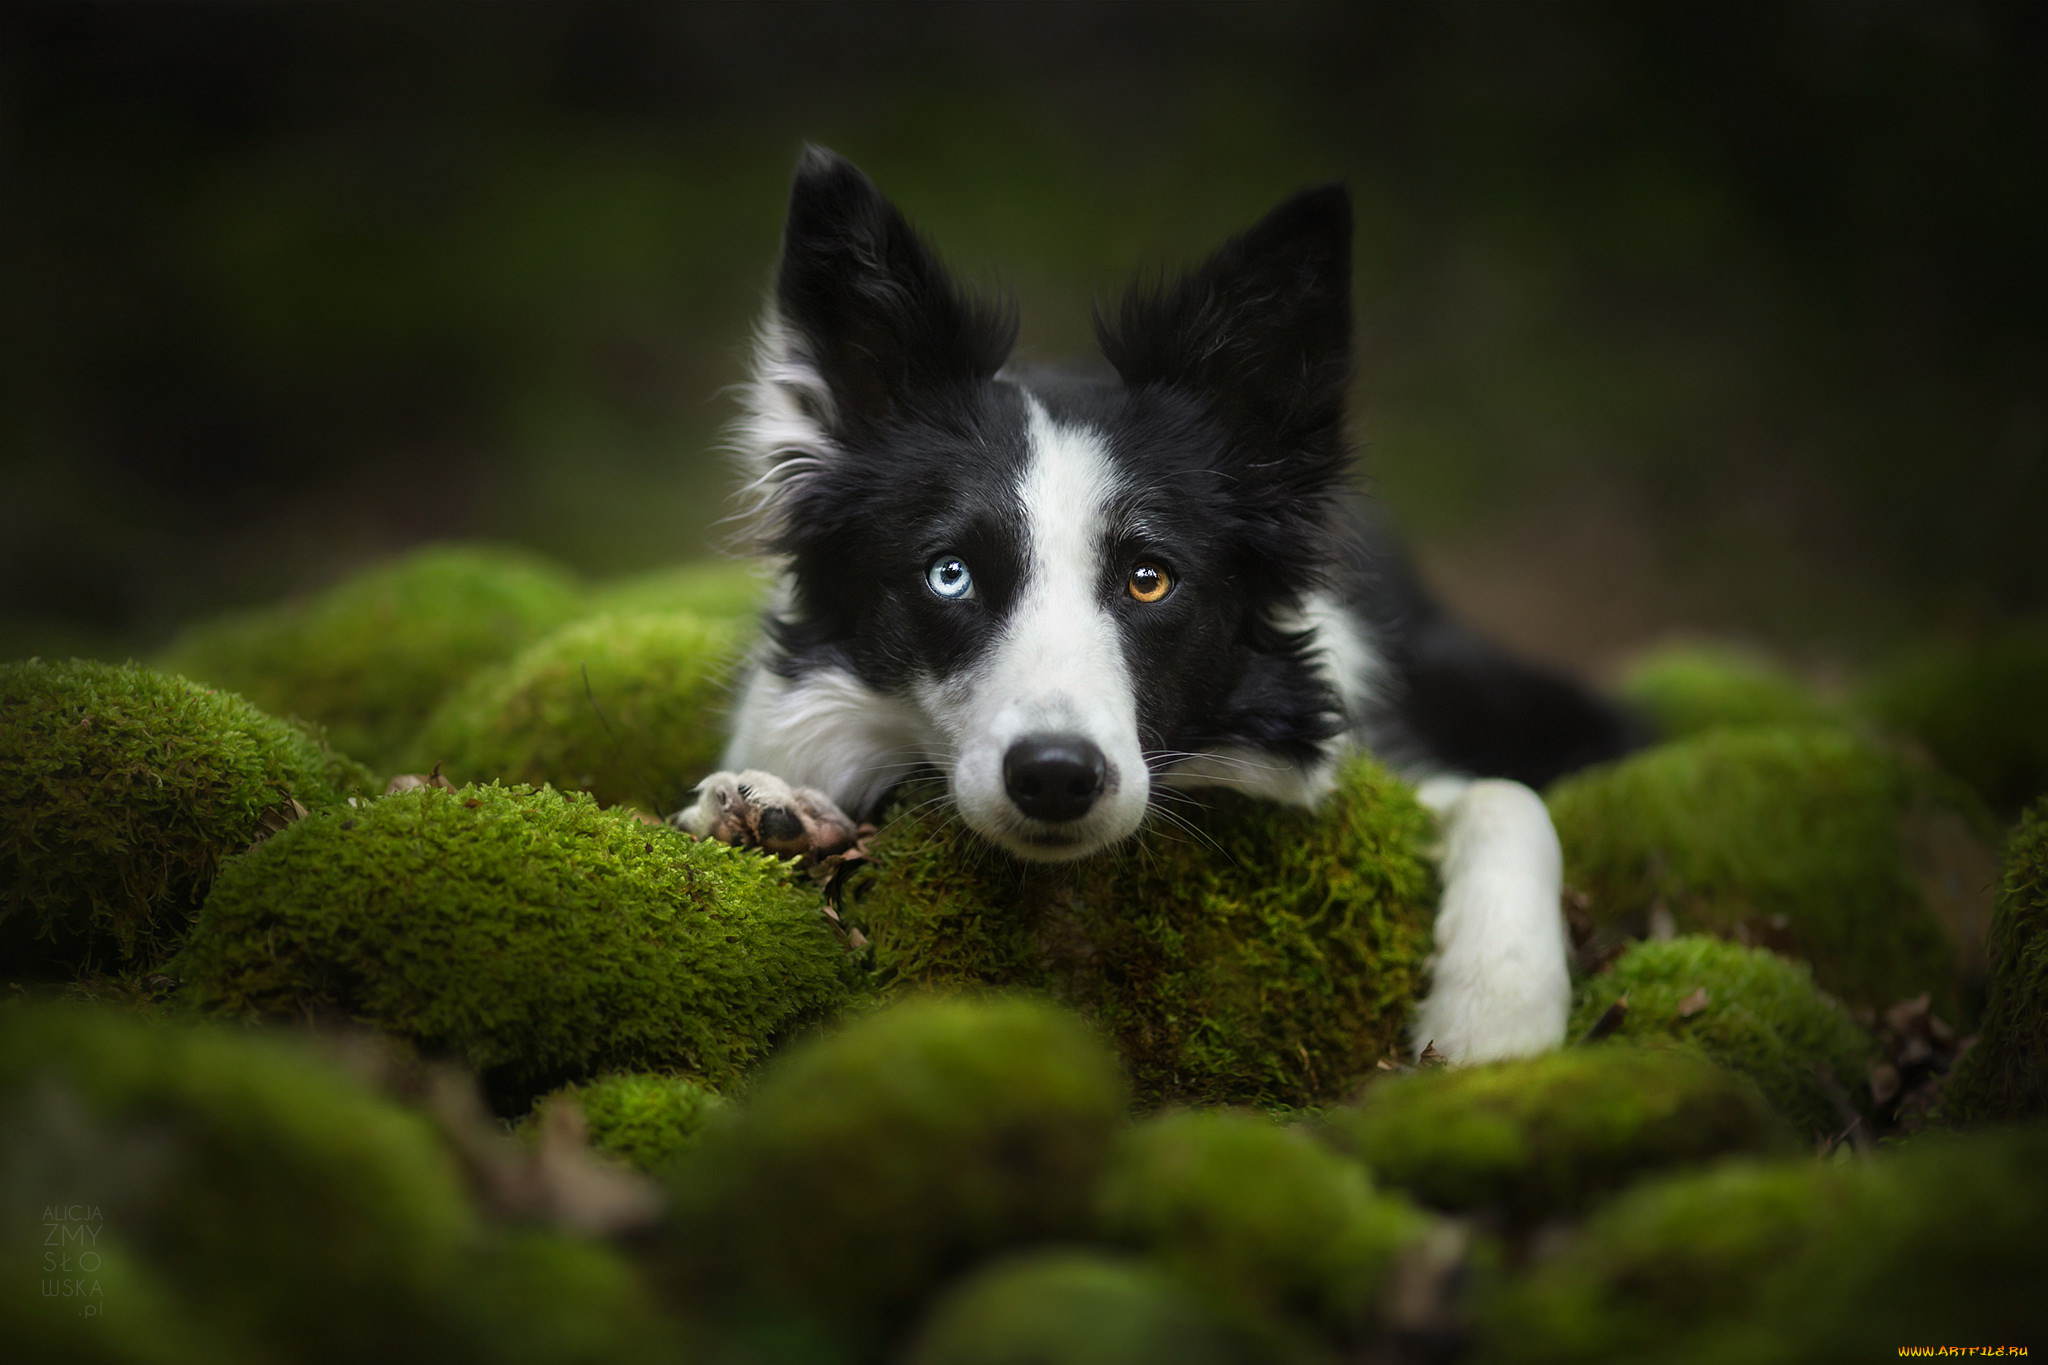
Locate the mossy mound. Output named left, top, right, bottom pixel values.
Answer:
left=902, top=1251, right=1245, bottom=1365
left=1619, top=644, right=1832, bottom=739
left=172, top=782, right=851, bottom=1101
left=543, top=1072, right=727, bottom=1172
left=412, top=610, right=743, bottom=815
left=585, top=558, right=771, bottom=622
left=1476, top=1125, right=2048, bottom=1364
left=1316, top=1042, right=1795, bottom=1224
left=0, top=1005, right=677, bottom=1364
left=663, top=994, right=1129, bottom=1357
left=156, top=545, right=584, bottom=774
left=1944, top=799, right=2048, bottom=1124
left=1570, top=937, right=1873, bottom=1139
left=1546, top=724, right=1988, bottom=1015
left=1, top=659, right=374, bottom=974
left=846, top=759, right=1436, bottom=1109
left=1095, top=1109, right=1429, bottom=1348
left=1859, top=627, right=2048, bottom=815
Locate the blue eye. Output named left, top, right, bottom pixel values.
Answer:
left=926, top=555, right=974, bottom=600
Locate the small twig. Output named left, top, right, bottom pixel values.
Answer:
left=1580, top=993, right=1629, bottom=1044
left=581, top=662, right=620, bottom=743
left=1813, top=1062, right=1874, bottom=1156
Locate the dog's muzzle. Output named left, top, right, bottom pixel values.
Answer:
left=1002, top=733, right=1108, bottom=823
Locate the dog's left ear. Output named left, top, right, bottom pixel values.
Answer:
left=1097, top=185, right=1352, bottom=460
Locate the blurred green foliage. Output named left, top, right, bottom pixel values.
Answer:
left=1316, top=1041, right=1796, bottom=1223
left=2, top=3, right=2044, bottom=664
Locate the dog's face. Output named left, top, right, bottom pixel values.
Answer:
left=740, top=149, right=1358, bottom=860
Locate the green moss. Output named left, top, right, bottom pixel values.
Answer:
left=1475, top=1156, right=1853, bottom=1365
left=544, top=1072, right=728, bottom=1172
left=1859, top=627, right=2048, bottom=815
left=902, top=1251, right=1245, bottom=1365
left=1619, top=644, right=1833, bottom=739
left=585, top=558, right=770, bottom=622
left=1, top=659, right=374, bottom=974
left=446, top=1231, right=685, bottom=1365
left=0, top=1005, right=681, bottom=1364
left=846, top=758, right=1436, bottom=1109
left=1547, top=724, right=1986, bottom=1015
left=171, top=783, right=851, bottom=1100
left=1944, top=800, right=2048, bottom=1124
left=156, top=545, right=584, bottom=774
left=1569, top=937, right=1873, bottom=1139
left=1477, top=1125, right=2048, bottom=1365
left=664, top=994, right=1129, bottom=1356
left=1315, top=1042, right=1794, bottom=1224
left=411, top=610, right=742, bottom=815
left=0, top=1004, right=468, bottom=1360
left=1095, top=1109, right=1429, bottom=1346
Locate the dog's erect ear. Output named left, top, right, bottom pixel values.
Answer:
left=1097, top=185, right=1352, bottom=457
left=735, top=148, right=1015, bottom=544
left=768, top=146, right=1015, bottom=434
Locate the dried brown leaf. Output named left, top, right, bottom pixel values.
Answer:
left=1676, top=987, right=1710, bottom=1018
left=386, top=771, right=458, bottom=795
left=1884, top=992, right=1932, bottom=1038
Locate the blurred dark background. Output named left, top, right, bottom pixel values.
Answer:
left=3, top=0, right=2044, bottom=676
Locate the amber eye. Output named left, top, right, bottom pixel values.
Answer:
left=1127, top=562, right=1172, bottom=604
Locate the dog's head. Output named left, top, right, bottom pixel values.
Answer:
left=737, top=147, right=1358, bottom=860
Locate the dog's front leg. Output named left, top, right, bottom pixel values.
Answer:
left=1409, top=776, right=1571, bottom=1064
left=671, top=770, right=860, bottom=863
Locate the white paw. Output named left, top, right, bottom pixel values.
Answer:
left=670, top=769, right=859, bottom=862
left=1411, top=778, right=1571, bottom=1065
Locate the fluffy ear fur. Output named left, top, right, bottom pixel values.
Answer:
left=1096, top=185, right=1354, bottom=479
left=735, top=147, right=1016, bottom=542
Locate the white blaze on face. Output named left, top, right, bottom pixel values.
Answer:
left=919, top=395, right=1151, bottom=859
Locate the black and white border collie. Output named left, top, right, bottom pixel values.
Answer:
left=681, top=147, right=1643, bottom=1064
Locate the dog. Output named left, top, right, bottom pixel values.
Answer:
left=678, top=147, right=1644, bottom=1063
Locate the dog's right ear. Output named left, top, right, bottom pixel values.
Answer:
left=736, top=149, right=1016, bottom=535
left=1097, top=184, right=1353, bottom=469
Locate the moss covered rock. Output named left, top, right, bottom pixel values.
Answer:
left=543, top=1072, right=728, bottom=1172
left=1619, top=644, right=1832, bottom=739
left=1570, top=937, right=1873, bottom=1139
left=585, top=558, right=770, bottom=622
left=1476, top=1125, right=2048, bottom=1364
left=0, top=1005, right=677, bottom=1364
left=172, top=783, right=851, bottom=1100
left=902, top=1251, right=1245, bottom=1365
left=1316, top=1042, right=1795, bottom=1224
left=846, top=759, right=1436, bottom=1110
left=1547, top=724, right=1990, bottom=1015
left=1, top=660, right=374, bottom=974
left=1944, top=799, right=2048, bottom=1125
left=1860, top=627, right=2048, bottom=816
left=1095, top=1109, right=1429, bottom=1347
left=156, top=545, right=584, bottom=773
left=664, top=994, right=1129, bottom=1357
left=412, top=610, right=742, bottom=815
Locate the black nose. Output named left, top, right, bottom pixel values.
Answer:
left=1003, top=734, right=1108, bottom=823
